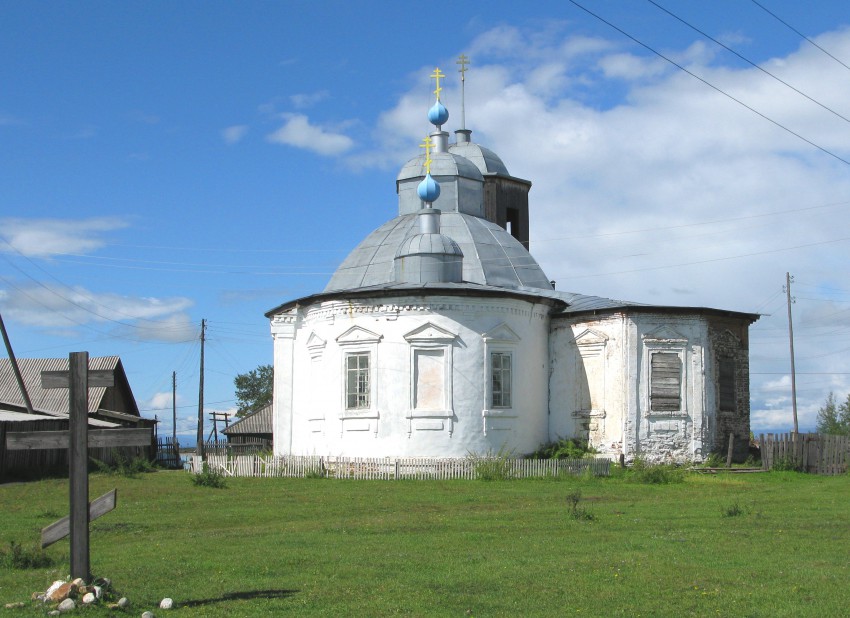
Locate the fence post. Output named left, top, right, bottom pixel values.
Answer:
left=726, top=433, right=735, bottom=468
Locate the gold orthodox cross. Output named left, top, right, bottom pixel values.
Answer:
left=420, top=135, right=434, bottom=174
left=430, top=67, right=445, bottom=100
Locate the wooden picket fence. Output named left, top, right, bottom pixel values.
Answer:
left=190, top=454, right=611, bottom=480
left=759, top=433, right=849, bottom=475
left=200, top=439, right=270, bottom=456
left=155, top=436, right=181, bottom=468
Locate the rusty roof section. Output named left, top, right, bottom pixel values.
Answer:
left=0, top=356, right=125, bottom=415
left=222, top=403, right=272, bottom=436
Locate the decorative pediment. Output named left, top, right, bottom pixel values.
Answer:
left=306, top=332, right=326, bottom=349
left=575, top=329, right=609, bottom=346
left=335, top=325, right=383, bottom=346
left=306, top=332, right=326, bottom=359
left=403, top=322, right=458, bottom=343
left=482, top=323, right=520, bottom=343
left=642, top=325, right=687, bottom=343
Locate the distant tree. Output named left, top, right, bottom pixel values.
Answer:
left=816, top=392, right=850, bottom=435
left=234, top=364, right=273, bottom=417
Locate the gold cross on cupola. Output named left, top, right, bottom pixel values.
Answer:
left=420, top=135, right=435, bottom=174
left=430, top=67, right=445, bottom=101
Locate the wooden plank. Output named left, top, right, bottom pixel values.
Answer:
left=69, top=352, right=90, bottom=581
left=0, top=423, right=6, bottom=480
left=6, top=428, right=152, bottom=450
left=41, top=369, right=114, bottom=389
left=41, top=489, right=117, bottom=549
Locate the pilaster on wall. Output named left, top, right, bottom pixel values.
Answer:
left=271, top=313, right=298, bottom=455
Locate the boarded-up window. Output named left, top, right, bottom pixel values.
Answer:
left=719, top=358, right=736, bottom=411
left=345, top=353, right=370, bottom=409
left=491, top=352, right=512, bottom=408
left=650, top=352, right=681, bottom=412
left=414, top=349, right=445, bottom=410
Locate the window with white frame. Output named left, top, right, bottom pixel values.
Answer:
left=345, top=353, right=370, bottom=410
left=335, top=325, right=382, bottom=418
left=490, top=351, right=512, bottom=408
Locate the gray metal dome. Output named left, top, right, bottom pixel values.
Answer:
left=448, top=142, right=510, bottom=176
left=395, top=232, right=463, bottom=259
left=396, top=152, right=483, bottom=184
left=325, top=211, right=552, bottom=292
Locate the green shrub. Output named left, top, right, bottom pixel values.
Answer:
left=703, top=452, right=726, bottom=468
left=772, top=457, right=802, bottom=472
left=192, top=462, right=227, bottom=488
left=721, top=502, right=748, bottom=518
left=0, top=541, right=58, bottom=570
left=565, top=489, right=595, bottom=521
left=629, top=458, right=686, bottom=484
left=91, top=451, right=156, bottom=477
left=530, top=437, right=596, bottom=460
left=468, top=447, right=515, bottom=481
left=303, top=465, right=326, bottom=479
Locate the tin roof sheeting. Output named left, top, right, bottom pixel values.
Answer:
left=223, top=404, right=272, bottom=435
left=0, top=356, right=121, bottom=414
left=324, top=212, right=553, bottom=293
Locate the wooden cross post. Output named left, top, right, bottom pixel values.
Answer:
left=4, top=352, right=153, bottom=580
left=41, top=352, right=106, bottom=580
left=33, top=352, right=149, bottom=580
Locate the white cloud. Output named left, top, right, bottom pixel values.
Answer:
left=0, top=217, right=129, bottom=258
left=111, top=311, right=198, bottom=343
left=290, top=90, right=329, bottom=109
left=0, top=283, right=194, bottom=343
left=221, top=124, right=249, bottom=145
left=266, top=113, right=354, bottom=156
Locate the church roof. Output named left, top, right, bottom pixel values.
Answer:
left=448, top=140, right=510, bottom=176
left=324, top=211, right=552, bottom=292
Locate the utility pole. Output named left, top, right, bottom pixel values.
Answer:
left=196, top=319, right=206, bottom=457
left=0, top=312, right=35, bottom=414
left=172, top=371, right=178, bottom=462
left=785, top=272, right=798, bottom=434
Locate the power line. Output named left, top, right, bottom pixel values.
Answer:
left=647, top=0, right=850, bottom=125
left=750, top=0, right=850, bottom=72
left=567, top=0, right=850, bottom=166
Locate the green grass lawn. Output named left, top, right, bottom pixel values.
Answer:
left=1, top=469, right=848, bottom=617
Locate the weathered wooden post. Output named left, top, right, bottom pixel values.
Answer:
left=68, top=351, right=90, bottom=580
left=3, top=351, right=153, bottom=579
left=726, top=432, right=735, bottom=468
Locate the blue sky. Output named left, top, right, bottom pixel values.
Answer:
left=2, top=1, right=850, bottom=440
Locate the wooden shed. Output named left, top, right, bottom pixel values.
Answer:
left=0, top=356, right=155, bottom=479
left=222, top=404, right=272, bottom=452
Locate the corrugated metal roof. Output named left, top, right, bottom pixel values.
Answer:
left=0, top=356, right=120, bottom=414
left=0, top=405, right=120, bottom=427
left=223, top=403, right=272, bottom=435
left=0, top=410, right=58, bottom=422
left=323, top=212, right=553, bottom=293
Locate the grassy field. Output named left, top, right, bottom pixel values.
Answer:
left=1, top=468, right=848, bottom=617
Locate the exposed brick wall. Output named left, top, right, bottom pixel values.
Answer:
left=709, top=318, right=751, bottom=462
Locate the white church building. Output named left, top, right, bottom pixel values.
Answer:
left=266, top=68, right=758, bottom=463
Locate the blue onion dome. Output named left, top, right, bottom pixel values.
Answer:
left=428, top=100, right=449, bottom=126
left=417, top=173, right=441, bottom=202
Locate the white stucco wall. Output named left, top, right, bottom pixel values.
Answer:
left=548, top=314, right=628, bottom=458
left=550, top=312, right=713, bottom=463
left=271, top=294, right=553, bottom=458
